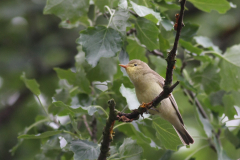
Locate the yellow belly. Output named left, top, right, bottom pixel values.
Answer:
left=135, top=82, right=177, bottom=124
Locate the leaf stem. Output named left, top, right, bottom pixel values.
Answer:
left=105, top=5, right=115, bottom=28
left=36, top=96, right=50, bottom=119
left=96, top=106, right=109, bottom=118
left=25, top=118, right=50, bottom=133
left=63, top=130, right=81, bottom=139
left=184, top=144, right=209, bottom=160
left=113, top=123, right=129, bottom=130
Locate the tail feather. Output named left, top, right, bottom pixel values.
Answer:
left=173, top=125, right=194, bottom=145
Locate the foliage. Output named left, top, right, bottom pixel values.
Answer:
left=1, top=0, right=240, bottom=160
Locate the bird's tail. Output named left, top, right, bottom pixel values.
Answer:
left=173, top=125, right=194, bottom=145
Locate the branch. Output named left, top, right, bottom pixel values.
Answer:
left=185, top=89, right=209, bottom=119
left=91, top=116, right=97, bottom=143
left=98, top=99, right=117, bottom=160
left=129, top=10, right=139, bottom=18
left=82, top=115, right=93, bottom=137
left=164, top=0, right=186, bottom=88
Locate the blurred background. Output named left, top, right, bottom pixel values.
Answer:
left=0, top=0, right=240, bottom=159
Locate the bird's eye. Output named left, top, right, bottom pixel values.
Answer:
left=134, top=64, right=137, bottom=66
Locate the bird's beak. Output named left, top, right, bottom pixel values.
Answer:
left=119, top=64, right=128, bottom=68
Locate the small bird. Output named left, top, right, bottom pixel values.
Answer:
left=119, top=59, right=194, bottom=145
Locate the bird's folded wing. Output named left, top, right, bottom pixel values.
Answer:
left=155, top=73, right=184, bottom=125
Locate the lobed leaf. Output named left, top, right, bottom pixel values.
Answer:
left=20, top=73, right=41, bottom=96
left=152, top=117, right=182, bottom=151
left=44, top=0, right=89, bottom=22
left=188, top=0, right=231, bottom=14
left=135, top=17, right=159, bottom=51
left=18, top=130, right=62, bottom=139
left=69, top=140, right=100, bottom=160
left=130, top=1, right=161, bottom=24
left=77, top=26, right=122, bottom=67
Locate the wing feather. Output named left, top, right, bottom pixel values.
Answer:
left=152, top=71, right=184, bottom=125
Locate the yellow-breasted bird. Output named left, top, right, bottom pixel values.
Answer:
left=119, top=59, right=194, bottom=145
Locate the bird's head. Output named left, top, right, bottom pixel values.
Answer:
left=119, top=59, right=150, bottom=82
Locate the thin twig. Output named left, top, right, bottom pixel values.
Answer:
left=129, top=10, right=139, bottom=17
left=82, top=115, right=92, bottom=136
left=185, top=89, right=209, bottom=119
left=150, top=50, right=164, bottom=58
left=91, top=116, right=97, bottom=143
left=98, top=99, right=117, bottom=160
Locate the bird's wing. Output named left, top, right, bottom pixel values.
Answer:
left=169, top=94, right=184, bottom=125
left=154, top=72, right=184, bottom=125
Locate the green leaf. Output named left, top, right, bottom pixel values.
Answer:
left=119, top=84, right=140, bottom=110
left=135, top=17, right=159, bottom=51
left=194, top=36, right=221, bottom=53
left=94, top=0, right=110, bottom=12
left=119, top=49, right=129, bottom=65
left=87, top=57, right=118, bottom=82
left=222, top=95, right=237, bottom=120
left=119, top=138, right=143, bottom=159
left=188, top=0, right=231, bottom=14
left=109, top=8, right=130, bottom=36
left=75, top=66, right=91, bottom=93
left=212, top=45, right=240, bottom=91
left=18, top=130, right=62, bottom=139
left=231, top=91, right=240, bottom=107
left=196, top=108, right=213, bottom=138
left=119, top=0, right=128, bottom=10
left=159, top=33, right=170, bottom=51
left=126, top=38, right=148, bottom=63
left=224, top=128, right=240, bottom=149
left=179, top=39, right=203, bottom=55
left=43, top=0, right=89, bottom=23
left=117, top=123, right=152, bottom=150
left=149, top=55, right=167, bottom=77
left=69, top=115, right=82, bottom=137
left=181, top=23, right=199, bottom=41
left=77, top=26, right=122, bottom=67
left=54, top=68, right=91, bottom=94
left=156, top=1, right=180, bottom=12
left=52, top=100, right=87, bottom=115
left=54, top=68, right=76, bottom=84
left=20, top=72, right=41, bottom=96
left=69, top=140, right=100, bottom=160
left=35, top=115, right=47, bottom=122
left=160, top=19, right=173, bottom=31
left=130, top=1, right=161, bottom=24
left=152, top=117, right=182, bottom=151
left=191, top=63, right=221, bottom=94
left=81, top=105, right=101, bottom=116
left=119, top=49, right=129, bottom=77
left=213, top=135, right=232, bottom=160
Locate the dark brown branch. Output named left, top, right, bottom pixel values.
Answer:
left=126, top=28, right=136, bottom=36
left=164, top=0, right=186, bottom=88
left=98, top=99, right=117, bottom=160
left=185, top=90, right=209, bottom=119
left=150, top=50, right=164, bottom=58
left=129, top=10, right=139, bottom=18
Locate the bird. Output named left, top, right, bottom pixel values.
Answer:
left=119, top=59, right=194, bottom=145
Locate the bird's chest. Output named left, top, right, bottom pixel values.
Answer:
left=135, top=81, right=162, bottom=104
